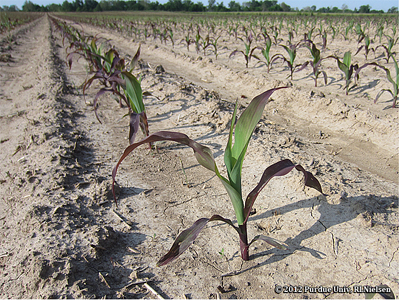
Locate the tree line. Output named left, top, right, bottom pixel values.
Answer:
left=1, top=0, right=398, bottom=14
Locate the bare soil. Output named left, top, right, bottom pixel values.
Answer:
left=0, top=14, right=398, bottom=299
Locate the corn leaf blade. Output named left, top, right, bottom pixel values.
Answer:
left=243, top=159, right=323, bottom=223
left=157, top=215, right=238, bottom=266
left=249, top=235, right=288, bottom=250
left=121, top=71, right=145, bottom=113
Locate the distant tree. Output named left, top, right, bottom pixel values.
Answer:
left=8, top=4, right=19, bottom=11
left=99, top=0, right=111, bottom=10
left=83, top=0, right=98, bottom=11
left=260, top=0, right=276, bottom=10
left=269, top=3, right=282, bottom=11
left=60, top=0, right=73, bottom=11
left=23, top=0, right=41, bottom=11
left=73, top=0, right=83, bottom=11
left=280, top=1, right=290, bottom=11
left=228, top=0, right=241, bottom=11
left=387, top=6, right=398, bottom=13
left=47, top=3, right=62, bottom=11
left=341, top=3, right=348, bottom=11
left=208, top=0, right=216, bottom=10
left=358, top=4, right=370, bottom=13
left=148, top=0, right=161, bottom=10
left=93, top=3, right=102, bottom=10
left=215, top=1, right=227, bottom=11
left=311, top=5, right=316, bottom=11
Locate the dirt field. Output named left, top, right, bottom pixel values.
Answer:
left=0, top=14, right=398, bottom=298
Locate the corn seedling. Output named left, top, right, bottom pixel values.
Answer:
left=329, top=51, right=359, bottom=95
left=375, top=35, right=399, bottom=63
left=180, top=33, right=194, bottom=52
left=229, top=33, right=259, bottom=68
left=355, top=35, right=375, bottom=60
left=82, top=44, right=150, bottom=144
left=355, top=54, right=398, bottom=108
left=273, top=42, right=309, bottom=80
left=257, top=35, right=279, bottom=73
left=112, top=87, right=323, bottom=266
left=306, top=42, right=328, bottom=87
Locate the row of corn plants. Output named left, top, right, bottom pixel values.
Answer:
left=0, top=11, right=43, bottom=35
left=55, top=12, right=398, bottom=107
left=50, top=15, right=150, bottom=145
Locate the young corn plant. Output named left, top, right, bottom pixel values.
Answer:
left=329, top=51, right=359, bottom=95
left=112, top=87, right=323, bottom=266
left=83, top=46, right=149, bottom=144
left=273, top=42, right=308, bottom=80
left=229, top=33, right=259, bottom=68
left=255, top=35, right=274, bottom=73
left=180, top=33, right=194, bottom=52
left=355, top=35, right=375, bottom=60
left=375, top=35, right=399, bottom=63
left=355, top=53, right=398, bottom=108
left=195, top=28, right=201, bottom=54
left=306, top=42, right=328, bottom=87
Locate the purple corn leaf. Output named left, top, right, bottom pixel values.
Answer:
left=295, top=61, right=309, bottom=72
left=129, top=44, right=141, bottom=71
left=129, top=112, right=141, bottom=144
left=355, top=45, right=364, bottom=56
left=83, top=70, right=105, bottom=95
left=229, top=49, right=244, bottom=59
left=93, top=88, right=113, bottom=123
left=243, top=159, right=323, bottom=223
left=157, top=215, right=238, bottom=266
left=112, top=131, right=217, bottom=203
left=249, top=234, right=288, bottom=250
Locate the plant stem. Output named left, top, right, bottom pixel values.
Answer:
left=239, top=224, right=249, bottom=260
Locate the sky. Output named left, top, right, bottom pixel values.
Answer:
left=1, top=0, right=398, bottom=12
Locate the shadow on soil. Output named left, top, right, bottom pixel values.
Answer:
left=228, top=193, right=398, bottom=275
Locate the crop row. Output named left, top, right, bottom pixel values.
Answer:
left=54, top=12, right=399, bottom=107
left=0, top=11, right=43, bottom=34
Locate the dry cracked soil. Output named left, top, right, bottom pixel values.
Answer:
left=0, top=14, right=398, bottom=299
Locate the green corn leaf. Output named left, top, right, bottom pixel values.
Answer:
left=343, top=51, right=351, bottom=68
left=224, top=100, right=238, bottom=179
left=245, top=43, right=250, bottom=56
left=225, top=88, right=287, bottom=214
left=121, top=71, right=145, bottom=113
left=230, top=87, right=287, bottom=165
left=310, top=43, right=320, bottom=65
left=365, top=35, right=370, bottom=47
left=265, top=37, right=271, bottom=52
left=337, top=59, right=350, bottom=80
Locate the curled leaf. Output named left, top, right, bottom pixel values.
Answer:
left=157, top=215, right=238, bottom=266
left=249, top=235, right=288, bottom=250
left=112, top=131, right=217, bottom=203
left=243, top=159, right=323, bottom=223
